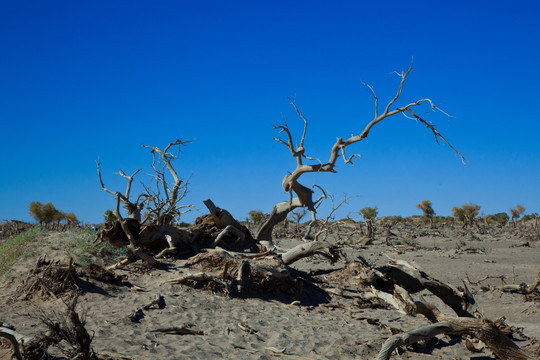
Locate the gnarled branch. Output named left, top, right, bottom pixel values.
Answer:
left=257, top=63, right=466, bottom=243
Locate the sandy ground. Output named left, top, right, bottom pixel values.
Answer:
left=0, top=222, right=539, bottom=359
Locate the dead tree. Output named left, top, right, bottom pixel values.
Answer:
left=97, top=138, right=193, bottom=226
left=376, top=291, right=534, bottom=360
left=255, top=62, right=466, bottom=243
left=96, top=139, right=194, bottom=266
left=141, top=139, right=194, bottom=225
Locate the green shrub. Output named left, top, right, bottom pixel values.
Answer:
left=359, top=206, right=378, bottom=220
left=248, top=210, right=264, bottom=225
left=492, top=212, right=509, bottom=225
left=104, top=209, right=117, bottom=223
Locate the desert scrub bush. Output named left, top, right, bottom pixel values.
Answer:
left=0, top=227, right=43, bottom=279
left=248, top=210, right=265, bottom=225
left=416, top=200, right=435, bottom=225
left=452, top=203, right=481, bottom=228
left=509, top=204, right=525, bottom=227
left=359, top=206, right=378, bottom=220
left=492, top=212, right=509, bottom=226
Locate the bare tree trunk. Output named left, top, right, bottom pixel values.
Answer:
left=365, top=219, right=374, bottom=243
left=113, top=195, right=160, bottom=267
left=255, top=197, right=304, bottom=242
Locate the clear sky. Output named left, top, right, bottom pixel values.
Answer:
left=1, top=1, right=539, bottom=225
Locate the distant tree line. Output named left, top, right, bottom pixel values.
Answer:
left=245, top=201, right=537, bottom=229
left=29, top=202, right=78, bottom=226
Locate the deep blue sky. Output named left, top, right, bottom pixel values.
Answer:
left=1, top=1, right=539, bottom=224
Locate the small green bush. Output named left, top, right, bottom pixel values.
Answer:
left=359, top=206, right=378, bottom=221
left=492, top=212, right=509, bottom=225
left=248, top=210, right=264, bottom=225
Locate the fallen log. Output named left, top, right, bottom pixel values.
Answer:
left=375, top=284, right=534, bottom=360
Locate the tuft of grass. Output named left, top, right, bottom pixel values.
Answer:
left=0, top=227, right=43, bottom=279
left=0, top=227, right=131, bottom=278
left=65, top=228, right=130, bottom=266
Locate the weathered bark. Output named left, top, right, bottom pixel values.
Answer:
left=168, top=248, right=300, bottom=298
left=203, top=199, right=244, bottom=229
left=492, top=269, right=540, bottom=294
left=412, top=301, right=533, bottom=360
left=255, top=197, right=303, bottom=241
left=214, top=225, right=246, bottom=248
left=376, top=322, right=454, bottom=360
left=365, top=219, right=374, bottom=244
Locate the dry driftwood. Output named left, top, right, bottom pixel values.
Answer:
left=496, top=269, right=540, bottom=294
left=18, top=257, right=80, bottom=300
left=381, top=256, right=477, bottom=317
left=167, top=247, right=298, bottom=298
left=0, top=325, right=29, bottom=360
left=281, top=241, right=340, bottom=265
left=2, top=296, right=97, bottom=360
left=310, top=257, right=532, bottom=358
left=373, top=275, right=533, bottom=359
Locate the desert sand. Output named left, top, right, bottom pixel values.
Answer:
left=0, top=219, right=539, bottom=359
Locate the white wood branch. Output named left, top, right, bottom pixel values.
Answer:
left=376, top=322, right=454, bottom=360
left=213, top=225, right=246, bottom=248
left=0, top=326, right=29, bottom=360
left=281, top=241, right=339, bottom=265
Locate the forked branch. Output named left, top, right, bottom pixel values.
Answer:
left=96, top=159, right=144, bottom=220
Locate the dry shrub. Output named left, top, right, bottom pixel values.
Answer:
left=17, top=257, right=79, bottom=300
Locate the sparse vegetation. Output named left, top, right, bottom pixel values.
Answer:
left=248, top=210, right=264, bottom=225
left=416, top=200, right=435, bottom=226
left=0, top=227, right=43, bottom=278
left=452, top=203, right=481, bottom=228
left=68, top=228, right=130, bottom=266
left=0, top=227, right=130, bottom=278
left=104, top=209, right=117, bottom=223
left=359, top=206, right=378, bottom=221
left=359, top=206, right=378, bottom=242
left=492, top=212, right=509, bottom=226
left=29, top=201, right=78, bottom=226
left=509, top=204, right=526, bottom=227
